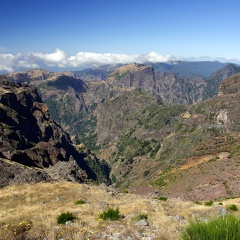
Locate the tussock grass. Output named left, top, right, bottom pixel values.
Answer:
left=227, top=204, right=238, bottom=211
left=74, top=199, right=86, bottom=205
left=98, top=207, right=120, bottom=221
left=57, top=212, right=77, bottom=224
left=182, top=215, right=240, bottom=240
left=204, top=200, right=214, bottom=206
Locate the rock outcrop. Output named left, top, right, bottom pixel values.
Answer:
left=0, top=77, right=110, bottom=186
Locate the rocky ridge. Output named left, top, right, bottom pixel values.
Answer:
left=0, top=76, right=110, bottom=187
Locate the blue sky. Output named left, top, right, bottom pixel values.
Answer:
left=1, top=0, right=240, bottom=72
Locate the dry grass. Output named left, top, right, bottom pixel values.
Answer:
left=0, top=182, right=240, bottom=239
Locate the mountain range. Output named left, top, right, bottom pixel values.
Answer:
left=2, top=60, right=240, bottom=201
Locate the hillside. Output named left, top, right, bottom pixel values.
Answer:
left=0, top=76, right=110, bottom=186
left=154, top=73, right=240, bottom=200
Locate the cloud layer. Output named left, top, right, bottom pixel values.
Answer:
left=0, top=48, right=239, bottom=73
left=0, top=49, right=177, bottom=73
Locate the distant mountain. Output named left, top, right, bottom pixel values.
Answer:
left=205, top=63, right=240, bottom=98
left=72, top=61, right=229, bottom=81
left=209, top=63, right=240, bottom=83
left=106, top=63, right=208, bottom=104
left=149, top=60, right=229, bottom=78
left=6, top=68, right=74, bottom=84
left=73, top=64, right=122, bottom=81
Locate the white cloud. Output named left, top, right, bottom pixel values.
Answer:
left=28, top=48, right=68, bottom=66
left=66, top=52, right=141, bottom=67
left=144, top=51, right=174, bottom=62
left=65, top=51, right=176, bottom=68
left=18, top=60, right=39, bottom=69
left=0, top=48, right=239, bottom=73
left=0, top=53, right=21, bottom=72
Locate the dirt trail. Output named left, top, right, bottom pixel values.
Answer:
left=173, top=152, right=229, bottom=172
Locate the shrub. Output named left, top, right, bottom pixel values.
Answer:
left=181, top=215, right=240, bottom=240
left=57, top=212, right=77, bottom=224
left=158, top=196, right=168, bottom=201
left=143, top=170, right=150, bottom=177
left=75, top=199, right=86, bottom=205
left=227, top=204, right=238, bottom=211
left=204, top=200, right=213, bottom=206
left=99, top=207, right=120, bottom=221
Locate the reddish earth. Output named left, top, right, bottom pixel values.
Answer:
left=175, top=152, right=230, bottom=172
left=161, top=152, right=240, bottom=201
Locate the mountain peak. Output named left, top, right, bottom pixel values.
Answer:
left=110, top=63, right=150, bottom=77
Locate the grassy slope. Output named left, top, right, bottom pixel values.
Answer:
left=0, top=182, right=240, bottom=239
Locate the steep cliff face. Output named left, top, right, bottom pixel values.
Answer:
left=107, top=63, right=155, bottom=92
left=106, top=63, right=208, bottom=104
left=0, top=77, right=110, bottom=186
left=0, top=77, right=70, bottom=166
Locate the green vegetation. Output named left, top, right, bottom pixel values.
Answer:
left=150, top=143, right=160, bottom=158
left=181, top=215, right=240, bottom=240
left=113, top=70, right=130, bottom=80
left=143, top=170, right=150, bottom=177
left=158, top=196, right=168, bottom=201
left=116, top=134, right=154, bottom=159
left=57, top=212, right=77, bottom=224
left=151, top=166, right=173, bottom=187
left=227, top=204, right=238, bottom=211
left=44, top=91, right=99, bottom=151
left=75, top=115, right=100, bottom=151
left=74, top=199, right=86, bottom=205
left=204, top=200, right=214, bottom=206
left=84, top=156, right=110, bottom=184
left=44, top=97, right=60, bottom=121
left=99, top=207, right=120, bottom=221
left=151, top=176, right=167, bottom=187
